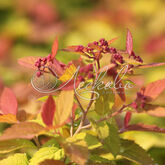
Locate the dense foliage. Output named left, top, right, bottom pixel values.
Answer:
left=0, top=29, right=165, bottom=165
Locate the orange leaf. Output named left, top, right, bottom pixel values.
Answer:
left=63, top=45, right=79, bottom=52
left=0, top=87, right=18, bottom=115
left=0, top=114, right=17, bottom=123
left=0, top=122, right=45, bottom=141
left=142, top=79, right=165, bottom=102
left=108, top=37, right=118, bottom=45
left=51, top=37, right=58, bottom=59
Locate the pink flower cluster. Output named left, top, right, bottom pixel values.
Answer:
left=34, top=54, right=52, bottom=77
left=129, top=51, right=143, bottom=63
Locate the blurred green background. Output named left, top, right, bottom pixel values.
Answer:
left=0, top=0, right=165, bottom=164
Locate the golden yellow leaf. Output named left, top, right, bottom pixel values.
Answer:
left=53, top=90, right=74, bottom=127
left=59, top=64, right=76, bottom=82
left=0, top=114, right=17, bottom=124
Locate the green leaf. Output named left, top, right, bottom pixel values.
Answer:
left=119, top=139, right=155, bottom=165
left=29, top=147, right=64, bottom=165
left=72, top=131, right=102, bottom=150
left=94, top=89, right=114, bottom=116
left=42, top=138, right=60, bottom=148
left=0, top=139, right=36, bottom=154
left=90, top=154, right=116, bottom=164
left=84, top=133, right=102, bottom=150
left=97, top=122, right=120, bottom=157
left=0, top=153, right=28, bottom=165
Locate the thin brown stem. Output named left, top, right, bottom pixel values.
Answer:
left=74, top=94, right=85, bottom=113
left=75, top=104, right=131, bottom=131
left=73, top=59, right=101, bottom=136
left=33, top=136, right=41, bottom=148
left=81, top=124, right=91, bottom=129
left=74, top=88, right=95, bottom=135
left=97, top=59, right=100, bottom=70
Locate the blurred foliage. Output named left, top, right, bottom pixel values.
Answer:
left=0, top=0, right=165, bottom=164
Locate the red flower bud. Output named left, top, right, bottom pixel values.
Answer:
left=36, top=71, right=42, bottom=77
left=78, top=76, right=85, bottom=82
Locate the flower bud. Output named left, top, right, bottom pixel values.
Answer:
left=78, top=76, right=85, bottom=82
left=88, top=73, right=94, bottom=79
left=36, top=71, right=42, bottom=77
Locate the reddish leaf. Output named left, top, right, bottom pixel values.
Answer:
left=62, top=45, right=79, bottom=52
left=0, top=122, right=45, bottom=141
left=41, top=95, right=55, bottom=126
left=0, top=87, right=18, bottom=115
left=18, top=56, right=38, bottom=69
left=51, top=37, right=58, bottom=59
left=143, top=104, right=165, bottom=117
left=49, top=59, right=64, bottom=76
left=124, top=123, right=165, bottom=133
left=124, top=111, right=132, bottom=128
left=141, top=79, right=165, bottom=102
left=144, top=35, right=165, bottom=54
left=126, top=29, right=133, bottom=55
left=0, top=79, right=4, bottom=96
left=136, top=62, right=165, bottom=69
